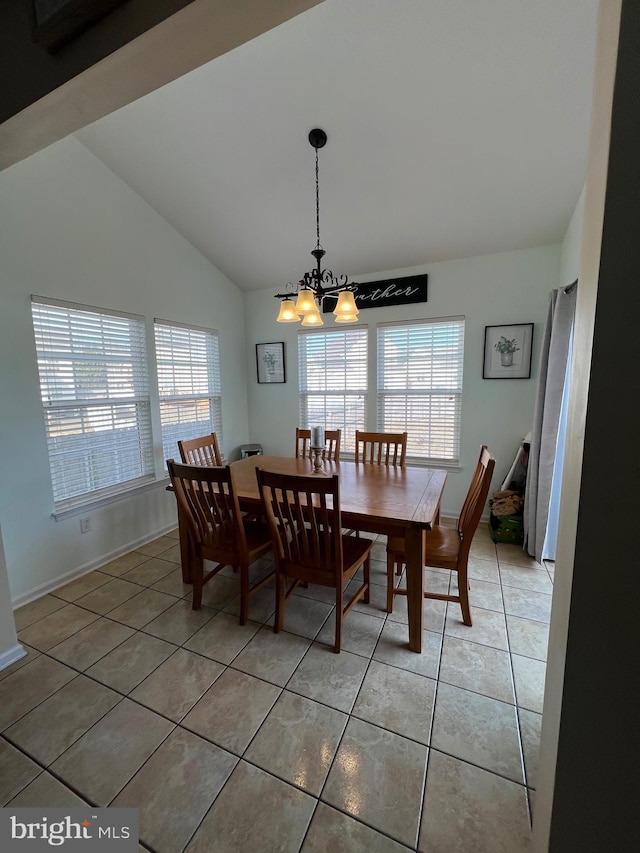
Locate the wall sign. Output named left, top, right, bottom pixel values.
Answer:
left=321, top=274, right=428, bottom=314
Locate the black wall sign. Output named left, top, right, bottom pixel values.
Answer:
left=322, top=274, right=428, bottom=314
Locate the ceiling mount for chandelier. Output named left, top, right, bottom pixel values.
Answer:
left=274, top=129, right=359, bottom=326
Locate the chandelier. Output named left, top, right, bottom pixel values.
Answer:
left=274, top=129, right=359, bottom=326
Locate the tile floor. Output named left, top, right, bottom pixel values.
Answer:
left=1, top=526, right=552, bottom=852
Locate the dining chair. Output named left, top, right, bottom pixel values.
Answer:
left=355, top=430, right=407, bottom=465
left=167, top=460, right=273, bottom=621
left=178, top=432, right=223, bottom=467
left=386, top=445, right=495, bottom=626
left=257, top=468, right=371, bottom=652
left=295, top=427, right=342, bottom=462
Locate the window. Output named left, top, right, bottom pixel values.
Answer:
left=31, top=297, right=154, bottom=512
left=154, top=320, right=222, bottom=467
left=298, top=327, right=367, bottom=451
left=377, top=318, right=465, bottom=463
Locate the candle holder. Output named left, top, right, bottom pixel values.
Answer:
left=311, top=446, right=324, bottom=474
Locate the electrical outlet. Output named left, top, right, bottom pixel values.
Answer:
left=79, top=517, right=91, bottom=534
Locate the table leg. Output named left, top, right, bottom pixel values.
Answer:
left=177, top=502, right=192, bottom=584
left=405, top=526, right=424, bottom=653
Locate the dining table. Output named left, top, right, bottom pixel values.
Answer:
left=229, top=455, right=448, bottom=654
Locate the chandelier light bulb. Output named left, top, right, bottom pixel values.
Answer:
left=295, top=289, right=318, bottom=315
left=333, top=290, right=359, bottom=318
left=276, top=299, right=300, bottom=322
left=301, top=308, right=324, bottom=327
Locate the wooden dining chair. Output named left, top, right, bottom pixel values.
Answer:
left=355, top=430, right=407, bottom=465
left=295, top=428, right=342, bottom=462
left=257, top=468, right=371, bottom=652
left=386, top=445, right=495, bottom=626
left=167, top=460, right=273, bottom=622
left=178, top=432, right=223, bottom=467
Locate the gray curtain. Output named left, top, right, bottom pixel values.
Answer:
left=524, top=285, right=577, bottom=561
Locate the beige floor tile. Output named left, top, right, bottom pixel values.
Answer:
left=75, top=578, right=144, bottom=615
left=182, top=668, right=280, bottom=754
left=316, top=609, right=384, bottom=657
left=223, top=585, right=277, bottom=624
left=50, top=699, right=174, bottom=806
left=130, top=649, right=224, bottom=721
left=0, top=739, right=40, bottom=805
left=439, top=636, right=515, bottom=704
left=183, top=612, right=260, bottom=664
left=5, top=675, right=120, bottom=765
left=166, top=527, right=180, bottom=540
left=135, top=535, right=177, bottom=557
left=519, top=708, right=542, bottom=790
left=142, top=600, right=216, bottom=645
left=245, top=690, right=347, bottom=795
left=353, top=660, right=436, bottom=744
left=496, top=545, right=540, bottom=569
left=86, top=632, right=176, bottom=694
left=323, top=718, right=427, bottom=848
left=18, top=603, right=99, bottom=651
left=106, top=588, right=176, bottom=629
left=199, top=575, right=245, bottom=610
left=52, top=571, right=112, bottom=602
left=499, top=564, right=553, bottom=593
left=467, top=557, right=501, bottom=584
left=185, top=760, right=315, bottom=853
left=503, top=587, right=552, bottom=624
left=506, top=615, right=549, bottom=661
left=120, top=557, right=177, bottom=587
left=267, top=595, right=333, bottom=641
left=302, top=803, right=409, bottom=852
left=0, top=645, right=40, bottom=681
left=112, top=728, right=237, bottom=853
left=512, top=655, right=546, bottom=713
left=444, top=604, right=508, bottom=650
left=419, top=751, right=532, bottom=852
left=346, top=577, right=389, bottom=619
left=14, top=595, right=67, bottom=631
left=8, top=771, right=89, bottom=806
left=231, top=626, right=311, bottom=687
left=48, top=618, right=135, bottom=671
left=387, top=595, right=447, bottom=634
left=286, top=644, right=368, bottom=713
left=155, top=543, right=182, bottom=564
left=373, top=621, right=442, bottom=679
left=100, top=551, right=150, bottom=577
left=431, top=682, right=523, bottom=783
left=151, top=567, right=192, bottom=599
left=0, top=656, right=76, bottom=730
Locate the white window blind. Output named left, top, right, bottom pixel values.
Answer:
left=377, top=318, right=465, bottom=463
left=31, top=297, right=154, bottom=511
left=154, top=320, right=222, bottom=467
left=298, top=327, right=367, bottom=451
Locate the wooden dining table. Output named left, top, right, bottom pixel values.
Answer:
left=230, top=455, right=447, bottom=654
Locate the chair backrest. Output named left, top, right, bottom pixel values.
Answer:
left=167, top=459, right=245, bottom=557
left=355, top=430, right=407, bottom=465
left=457, top=445, right=496, bottom=547
left=295, top=428, right=341, bottom=462
left=257, top=468, right=343, bottom=586
left=178, top=433, right=223, bottom=467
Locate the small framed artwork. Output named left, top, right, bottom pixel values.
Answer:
left=483, top=323, right=534, bottom=379
left=256, top=341, right=286, bottom=384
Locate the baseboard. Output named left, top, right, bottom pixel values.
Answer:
left=11, top=522, right=178, bottom=609
left=0, top=643, right=27, bottom=673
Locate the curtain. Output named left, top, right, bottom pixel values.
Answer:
left=524, top=285, right=577, bottom=561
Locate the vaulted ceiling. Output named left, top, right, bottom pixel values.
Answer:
left=75, top=0, right=599, bottom=292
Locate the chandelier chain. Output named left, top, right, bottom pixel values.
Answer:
left=315, top=146, right=321, bottom=251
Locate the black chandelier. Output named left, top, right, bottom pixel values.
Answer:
left=274, top=129, right=359, bottom=326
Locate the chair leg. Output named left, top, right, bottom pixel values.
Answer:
left=239, top=564, right=249, bottom=626
left=191, top=556, right=204, bottom=610
left=458, top=567, right=473, bottom=627
left=386, top=551, right=395, bottom=613
left=334, top=585, right=343, bottom=653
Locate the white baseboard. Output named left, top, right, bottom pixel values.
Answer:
left=11, top=522, right=178, bottom=609
left=0, top=643, right=27, bottom=673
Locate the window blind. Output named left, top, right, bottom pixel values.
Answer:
left=31, top=297, right=154, bottom=511
left=298, top=327, right=367, bottom=451
left=154, top=321, right=222, bottom=467
left=377, top=318, right=464, bottom=463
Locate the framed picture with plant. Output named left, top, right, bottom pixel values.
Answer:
left=256, top=341, right=286, bottom=383
left=483, top=323, right=534, bottom=379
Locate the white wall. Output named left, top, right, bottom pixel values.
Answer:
left=245, top=245, right=561, bottom=515
left=0, top=136, right=250, bottom=603
left=560, top=185, right=586, bottom=285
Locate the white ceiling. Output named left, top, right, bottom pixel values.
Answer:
left=75, top=0, right=599, bottom=292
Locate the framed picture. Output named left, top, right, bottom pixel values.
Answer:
left=256, top=341, right=286, bottom=384
left=483, top=323, right=534, bottom=379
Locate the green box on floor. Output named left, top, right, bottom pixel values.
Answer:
left=489, top=512, right=524, bottom=544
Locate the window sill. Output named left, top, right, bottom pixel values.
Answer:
left=52, top=476, right=169, bottom=521
left=340, top=453, right=461, bottom=471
